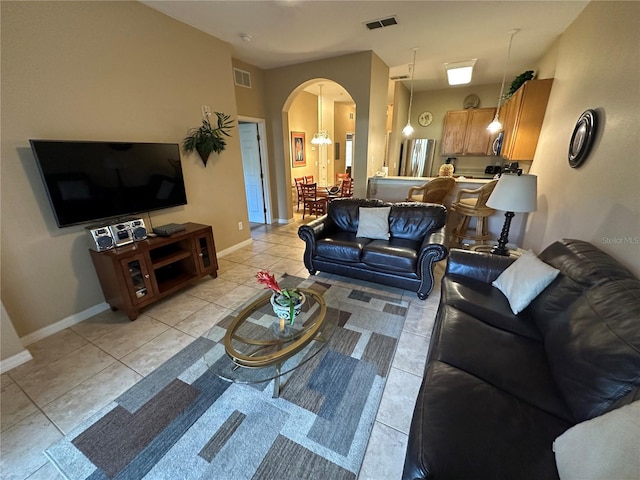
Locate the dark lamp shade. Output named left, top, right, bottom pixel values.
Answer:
left=486, top=173, right=537, bottom=213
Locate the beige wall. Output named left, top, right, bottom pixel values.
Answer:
left=263, top=51, right=388, bottom=219
left=388, top=81, right=410, bottom=175
left=366, top=53, right=392, bottom=180
left=1, top=1, right=250, bottom=337
left=526, top=1, right=640, bottom=277
left=288, top=92, right=320, bottom=181
left=1, top=303, right=27, bottom=363
left=334, top=103, right=357, bottom=179
left=232, top=59, right=267, bottom=119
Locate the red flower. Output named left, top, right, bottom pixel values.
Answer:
left=256, top=270, right=282, bottom=294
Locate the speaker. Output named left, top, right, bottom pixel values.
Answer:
left=129, top=218, right=147, bottom=241
left=108, top=222, right=134, bottom=247
left=86, top=225, right=114, bottom=251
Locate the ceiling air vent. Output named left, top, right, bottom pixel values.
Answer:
left=365, top=15, right=398, bottom=30
left=233, top=68, right=251, bottom=88
left=390, top=74, right=410, bottom=81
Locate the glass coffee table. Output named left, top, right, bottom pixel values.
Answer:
left=204, top=288, right=337, bottom=397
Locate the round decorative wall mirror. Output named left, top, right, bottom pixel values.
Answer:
left=568, top=109, right=597, bottom=168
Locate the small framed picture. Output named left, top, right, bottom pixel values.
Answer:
left=291, top=131, right=306, bottom=167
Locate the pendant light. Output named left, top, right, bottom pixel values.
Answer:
left=487, top=29, right=519, bottom=133
left=402, top=48, right=418, bottom=137
left=311, top=84, right=332, bottom=145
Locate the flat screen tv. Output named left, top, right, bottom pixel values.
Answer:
left=29, top=140, right=188, bottom=227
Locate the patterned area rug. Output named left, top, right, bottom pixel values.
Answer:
left=45, top=276, right=409, bottom=480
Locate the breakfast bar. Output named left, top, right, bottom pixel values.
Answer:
left=367, top=175, right=528, bottom=248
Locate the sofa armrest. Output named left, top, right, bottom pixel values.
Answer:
left=418, top=227, right=449, bottom=264
left=415, top=226, right=449, bottom=299
left=298, top=215, right=336, bottom=274
left=298, top=215, right=330, bottom=241
left=445, top=248, right=516, bottom=284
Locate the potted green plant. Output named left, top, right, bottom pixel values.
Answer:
left=182, top=112, right=234, bottom=166
left=256, top=270, right=304, bottom=326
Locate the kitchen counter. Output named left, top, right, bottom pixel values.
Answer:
left=367, top=175, right=527, bottom=248
left=367, top=176, right=494, bottom=203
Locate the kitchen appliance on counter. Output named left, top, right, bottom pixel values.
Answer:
left=484, top=165, right=502, bottom=175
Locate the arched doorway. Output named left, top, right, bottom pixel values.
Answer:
left=284, top=79, right=355, bottom=205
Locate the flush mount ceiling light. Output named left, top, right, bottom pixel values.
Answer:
left=444, top=59, right=477, bottom=86
left=487, top=29, right=520, bottom=133
left=402, top=47, right=418, bottom=137
left=311, top=84, right=332, bottom=146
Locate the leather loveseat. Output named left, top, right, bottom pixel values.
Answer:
left=403, top=239, right=640, bottom=479
left=298, top=198, right=448, bottom=299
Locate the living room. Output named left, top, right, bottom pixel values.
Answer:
left=1, top=1, right=639, bottom=478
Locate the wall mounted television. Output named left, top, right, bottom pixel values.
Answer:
left=29, top=140, right=188, bottom=228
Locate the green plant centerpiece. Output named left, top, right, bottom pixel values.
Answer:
left=256, top=270, right=305, bottom=328
left=182, top=112, right=234, bottom=166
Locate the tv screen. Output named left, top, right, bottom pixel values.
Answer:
left=29, top=140, right=188, bottom=227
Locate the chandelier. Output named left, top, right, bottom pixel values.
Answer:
left=311, top=84, right=332, bottom=145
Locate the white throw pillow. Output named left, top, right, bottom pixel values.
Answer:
left=492, top=250, right=560, bottom=314
left=553, top=401, right=640, bottom=480
left=356, top=207, right=391, bottom=240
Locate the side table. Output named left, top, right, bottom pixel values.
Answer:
left=468, top=244, right=526, bottom=258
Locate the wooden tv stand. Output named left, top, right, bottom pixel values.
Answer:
left=90, top=222, right=217, bottom=320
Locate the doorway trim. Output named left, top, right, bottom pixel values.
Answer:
left=238, top=115, right=272, bottom=225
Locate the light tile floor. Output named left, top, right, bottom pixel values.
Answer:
left=0, top=213, right=443, bottom=480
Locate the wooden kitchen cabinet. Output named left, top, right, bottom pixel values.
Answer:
left=499, top=79, right=553, bottom=161
left=89, top=222, right=217, bottom=320
left=441, top=107, right=497, bottom=156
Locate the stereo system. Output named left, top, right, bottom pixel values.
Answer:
left=86, top=218, right=147, bottom=251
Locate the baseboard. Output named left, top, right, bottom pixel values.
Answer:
left=17, top=238, right=254, bottom=348
left=217, top=238, right=253, bottom=258
left=0, top=349, right=33, bottom=374
left=276, top=217, right=295, bottom=224
left=20, top=302, right=111, bottom=347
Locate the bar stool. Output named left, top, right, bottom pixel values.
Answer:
left=450, top=180, right=498, bottom=245
left=406, top=177, right=455, bottom=204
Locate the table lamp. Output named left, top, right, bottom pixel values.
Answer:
left=486, top=173, right=537, bottom=256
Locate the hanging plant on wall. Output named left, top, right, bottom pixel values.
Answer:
left=182, top=112, right=234, bottom=166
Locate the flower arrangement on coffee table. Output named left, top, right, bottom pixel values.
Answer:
left=256, top=270, right=305, bottom=329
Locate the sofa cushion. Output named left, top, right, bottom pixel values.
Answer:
left=530, top=239, right=637, bottom=337
left=553, top=401, right=640, bottom=480
left=538, top=239, right=637, bottom=285
left=328, top=198, right=385, bottom=233
left=361, top=237, right=420, bottom=273
left=356, top=206, right=390, bottom=239
left=543, top=278, right=640, bottom=422
left=442, top=275, right=542, bottom=340
left=432, top=305, right=573, bottom=420
left=389, top=202, right=446, bottom=241
left=492, top=250, right=560, bottom=314
left=315, top=232, right=370, bottom=263
left=527, top=274, right=584, bottom=335
left=406, top=361, right=570, bottom=480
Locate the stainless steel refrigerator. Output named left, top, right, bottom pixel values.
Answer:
left=400, top=138, right=437, bottom=177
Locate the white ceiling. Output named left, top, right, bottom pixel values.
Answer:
left=142, top=0, right=588, bottom=100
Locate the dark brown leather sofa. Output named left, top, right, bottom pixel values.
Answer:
left=298, top=198, right=448, bottom=299
left=403, top=239, right=640, bottom=479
